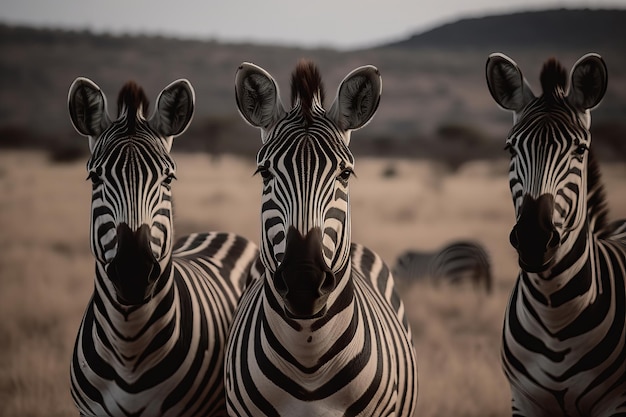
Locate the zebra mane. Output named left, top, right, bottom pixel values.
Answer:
left=116, top=81, right=150, bottom=119
left=587, top=149, right=610, bottom=236
left=290, top=60, right=325, bottom=125
left=540, top=58, right=568, bottom=100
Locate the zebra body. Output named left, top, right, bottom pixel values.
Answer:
left=486, top=53, right=626, bottom=416
left=393, top=240, right=492, bottom=292
left=226, top=61, right=418, bottom=416
left=68, top=78, right=258, bottom=416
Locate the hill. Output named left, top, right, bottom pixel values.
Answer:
left=0, top=8, right=625, bottom=164
left=385, top=8, right=626, bottom=51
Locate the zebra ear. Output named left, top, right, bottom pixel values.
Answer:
left=68, top=77, right=111, bottom=141
left=150, top=79, right=195, bottom=139
left=235, top=62, right=286, bottom=140
left=486, top=53, right=536, bottom=113
left=568, top=53, right=607, bottom=111
left=328, top=65, right=382, bottom=133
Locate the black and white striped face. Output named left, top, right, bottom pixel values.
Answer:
left=85, top=129, right=176, bottom=268
left=255, top=113, right=355, bottom=277
left=486, top=53, right=607, bottom=273
left=235, top=61, right=381, bottom=318
left=68, top=78, right=194, bottom=303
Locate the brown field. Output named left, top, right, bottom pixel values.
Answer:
left=1, top=150, right=625, bottom=417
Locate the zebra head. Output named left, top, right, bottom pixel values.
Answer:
left=68, top=78, right=195, bottom=304
left=235, top=60, right=381, bottom=319
left=486, top=53, right=607, bottom=273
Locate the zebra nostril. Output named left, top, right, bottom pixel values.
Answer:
left=274, top=272, right=288, bottom=296
left=319, top=272, right=335, bottom=295
left=547, top=230, right=561, bottom=250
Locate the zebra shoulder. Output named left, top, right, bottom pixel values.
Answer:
left=351, top=242, right=408, bottom=331
left=351, top=243, right=395, bottom=297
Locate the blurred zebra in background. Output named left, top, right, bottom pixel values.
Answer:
left=486, top=52, right=626, bottom=416
left=393, top=240, right=492, bottom=293
left=68, top=78, right=258, bottom=416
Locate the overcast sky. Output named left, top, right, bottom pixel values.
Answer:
left=1, top=0, right=623, bottom=49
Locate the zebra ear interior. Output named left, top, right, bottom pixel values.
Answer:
left=235, top=62, right=286, bottom=138
left=486, top=53, right=535, bottom=113
left=568, top=53, right=607, bottom=111
left=150, top=79, right=195, bottom=139
left=328, top=65, right=382, bottom=132
left=68, top=77, right=111, bottom=139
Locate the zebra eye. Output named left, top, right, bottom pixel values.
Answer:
left=163, top=173, right=177, bottom=186
left=504, top=143, right=516, bottom=157
left=337, top=168, right=354, bottom=182
left=86, top=171, right=103, bottom=186
left=254, top=166, right=273, bottom=184
left=574, top=144, right=588, bottom=155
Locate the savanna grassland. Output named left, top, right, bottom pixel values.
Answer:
left=1, top=8, right=626, bottom=417
left=2, top=150, right=625, bottom=417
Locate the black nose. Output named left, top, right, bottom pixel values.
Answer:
left=107, top=223, right=160, bottom=304
left=510, top=226, right=561, bottom=252
left=511, top=194, right=560, bottom=273
left=273, top=226, right=335, bottom=318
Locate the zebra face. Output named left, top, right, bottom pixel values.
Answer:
left=256, top=128, right=354, bottom=317
left=86, top=138, right=177, bottom=301
left=69, top=78, right=194, bottom=303
left=236, top=60, right=381, bottom=318
left=486, top=53, right=607, bottom=273
left=505, top=119, right=589, bottom=272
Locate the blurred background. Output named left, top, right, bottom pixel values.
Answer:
left=2, top=0, right=626, bottom=164
left=1, top=1, right=625, bottom=416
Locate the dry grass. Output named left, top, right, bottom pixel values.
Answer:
left=1, top=150, right=626, bottom=416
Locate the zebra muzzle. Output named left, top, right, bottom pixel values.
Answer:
left=274, top=226, right=335, bottom=319
left=510, top=194, right=561, bottom=273
left=107, top=223, right=161, bottom=304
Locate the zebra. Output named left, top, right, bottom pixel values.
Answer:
left=486, top=52, right=626, bottom=416
left=67, top=77, right=258, bottom=416
left=393, top=240, right=492, bottom=293
left=225, top=60, right=418, bottom=416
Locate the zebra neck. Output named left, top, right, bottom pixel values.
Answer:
left=261, top=264, right=358, bottom=369
left=520, top=223, right=598, bottom=332
left=93, top=261, right=178, bottom=356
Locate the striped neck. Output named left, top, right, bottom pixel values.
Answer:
left=93, top=261, right=180, bottom=370
left=519, top=221, right=597, bottom=333
left=261, top=262, right=356, bottom=366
